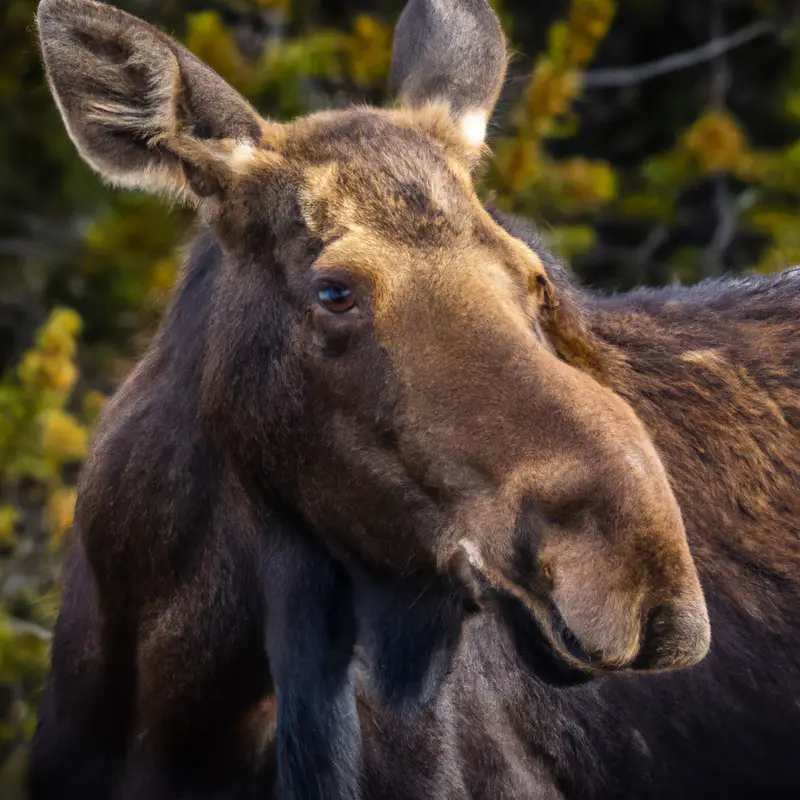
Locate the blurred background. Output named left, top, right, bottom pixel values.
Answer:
left=0, top=0, right=798, bottom=792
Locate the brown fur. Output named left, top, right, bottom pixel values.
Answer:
left=29, top=1, right=799, bottom=799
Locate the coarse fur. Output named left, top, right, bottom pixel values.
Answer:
left=29, top=0, right=800, bottom=798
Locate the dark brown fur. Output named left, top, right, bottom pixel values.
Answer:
left=30, top=1, right=800, bottom=798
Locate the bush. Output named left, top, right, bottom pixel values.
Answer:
left=1, top=0, right=798, bottom=787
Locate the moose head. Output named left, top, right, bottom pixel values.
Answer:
left=37, top=0, right=709, bottom=694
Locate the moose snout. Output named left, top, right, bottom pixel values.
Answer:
left=632, top=601, right=711, bottom=671
left=455, top=434, right=713, bottom=674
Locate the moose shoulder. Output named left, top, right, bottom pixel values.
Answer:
left=30, top=0, right=799, bottom=798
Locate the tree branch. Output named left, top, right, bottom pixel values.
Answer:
left=5, top=617, right=52, bottom=642
left=583, top=20, right=776, bottom=90
left=703, top=177, right=739, bottom=278
left=632, top=224, right=669, bottom=283
left=702, top=2, right=737, bottom=278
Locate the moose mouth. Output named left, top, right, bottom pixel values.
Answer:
left=547, top=603, right=595, bottom=667
left=453, top=538, right=602, bottom=675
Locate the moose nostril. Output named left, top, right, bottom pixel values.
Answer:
left=632, top=603, right=711, bottom=671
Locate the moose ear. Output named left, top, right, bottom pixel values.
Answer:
left=390, top=0, right=508, bottom=150
left=37, top=0, right=266, bottom=203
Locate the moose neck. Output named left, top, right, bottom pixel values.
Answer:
left=261, top=512, right=363, bottom=800
left=133, top=235, right=362, bottom=799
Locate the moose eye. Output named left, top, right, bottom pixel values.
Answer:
left=318, top=283, right=356, bottom=313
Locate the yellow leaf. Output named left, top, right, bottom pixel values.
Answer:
left=784, top=90, right=800, bottom=122
left=42, top=357, right=78, bottom=393
left=680, top=111, right=750, bottom=175
left=39, top=308, right=82, bottom=356
left=523, top=60, right=581, bottom=136
left=18, top=308, right=83, bottom=394
left=82, top=390, right=107, bottom=427
left=185, top=12, right=252, bottom=93
left=46, top=488, right=77, bottom=546
left=542, top=157, right=618, bottom=212
left=40, top=410, right=88, bottom=463
left=345, top=15, right=392, bottom=89
left=0, top=507, right=19, bottom=549
left=566, top=0, right=616, bottom=67
left=544, top=225, right=597, bottom=261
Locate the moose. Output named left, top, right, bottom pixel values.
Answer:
left=30, top=0, right=800, bottom=797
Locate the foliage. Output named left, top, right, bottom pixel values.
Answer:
left=0, top=0, right=798, bottom=788
left=494, top=0, right=618, bottom=235
left=0, top=309, right=94, bottom=791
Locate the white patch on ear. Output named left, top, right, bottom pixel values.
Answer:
left=226, top=140, right=256, bottom=171
left=458, top=538, right=485, bottom=570
left=458, top=109, right=489, bottom=148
